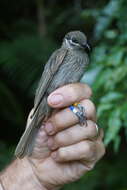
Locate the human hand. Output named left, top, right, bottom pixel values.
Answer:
left=25, top=83, right=105, bottom=190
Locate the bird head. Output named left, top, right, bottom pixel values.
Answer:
left=63, top=31, right=90, bottom=52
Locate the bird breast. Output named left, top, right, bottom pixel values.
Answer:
left=47, top=49, right=89, bottom=94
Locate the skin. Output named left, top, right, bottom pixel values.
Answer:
left=27, top=83, right=105, bottom=189
left=0, top=83, right=105, bottom=190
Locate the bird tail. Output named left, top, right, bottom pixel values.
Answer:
left=15, top=115, right=41, bottom=158
left=15, top=97, right=51, bottom=158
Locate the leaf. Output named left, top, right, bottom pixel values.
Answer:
left=94, top=0, right=120, bottom=40
left=81, top=65, right=103, bottom=85
left=97, top=103, right=113, bottom=118
left=103, top=0, right=120, bottom=17
left=91, top=45, right=107, bottom=64
left=100, top=92, right=124, bottom=103
left=120, top=103, right=127, bottom=127
left=107, top=47, right=125, bottom=66
left=104, top=109, right=121, bottom=145
left=113, top=135, right=121, bottom=153
left=104, top=30, right=118, bottom=39
left=94, top=16, right=112, bottom=40
left=112, top=65, right=127, bottom=83
left=81, top=9, right=99, bottom=19
left=93, top=68, right=113, bottom=91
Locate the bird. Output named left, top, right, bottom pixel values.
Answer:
left=15, top=30, right=90, bottom=158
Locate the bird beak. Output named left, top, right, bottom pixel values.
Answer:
left=86, top=43, right=91, bottom=51
left=81, top=43, right=91, bottom=51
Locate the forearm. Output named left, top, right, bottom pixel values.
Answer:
left=0, top=158, right=46, bottom=190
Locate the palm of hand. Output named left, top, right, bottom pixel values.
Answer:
left=29, top=125, right=86, bottom=190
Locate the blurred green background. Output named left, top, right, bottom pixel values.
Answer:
left=0, top=0, right=127, bottom=189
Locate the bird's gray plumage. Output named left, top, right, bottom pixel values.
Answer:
left=15, top=31, right=90, bottom=158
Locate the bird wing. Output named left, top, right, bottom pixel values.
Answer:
left=33, top=48, right=68, bottom=116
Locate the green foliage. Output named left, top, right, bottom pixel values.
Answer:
left=0, top=35, right=57, bottom=96
left=0, top=81, right=23, bottom=125
left=82, top=0, right=127, bottom=151
left=89, top=0, right=127, bottom=150
left=0, top=142, right=14, bottom=170
left=0, top=35, right=57, bottom=127
left=0, top=0, right=127, bottom=189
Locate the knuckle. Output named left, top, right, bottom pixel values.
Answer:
left=100, top=144, right=106, bottom=158
left=81, top=84, right=92, bottom=97
left=94, top=142, right=105, bottom=162
left=82, top=141, right=92, bottom=153
left=88, top=121, right=98, bottom=137
left=84, top=84, right=92, bottom=97
left=82, top=100, right=96, bottom=121
left=68, top=85, right=78, bottom=100
left=52, top=112, right=62, bottom=129
left=58, top=148, right=66, bottom=160
left=85, top=142, right=92, bottom=153
left=56, top=129, right=73, bottom=145
left=55, top=133, right=64, bottom=145
left=86, top=163, right=95, bottom=171
left=96, top=141, right=105, bottom=160
left=84, top=141, right=96, bottom=160
left=85, top=99, right=96, bottom=114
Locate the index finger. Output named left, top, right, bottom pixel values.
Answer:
left=47, top=83, right=92, bottom=108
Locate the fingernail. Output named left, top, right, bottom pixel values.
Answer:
left=48, top=94, right=63, bottom=105
left=45, top=123, right=54, bottom=135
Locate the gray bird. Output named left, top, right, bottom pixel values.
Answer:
left=15, top=31, right=90, bottom=158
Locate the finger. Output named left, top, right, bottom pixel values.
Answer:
left=32, top=125, right=50, bottom=159
left=47, top=83, right=92, bottom=108
left=96, top=140, right=105, bottom=161
left=47, top=120, right=98, bottom=150
left=51, top=140, right=96, bottom=162
left=45, top=99, right=96, bottom=135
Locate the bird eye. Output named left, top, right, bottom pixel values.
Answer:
left=71, top=37, right=78, bottom=44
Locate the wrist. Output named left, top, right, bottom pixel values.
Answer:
left=0, top=157, right=46, bottom=190
left=27, top=158, right=61, bottom=190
